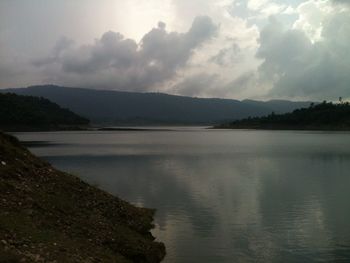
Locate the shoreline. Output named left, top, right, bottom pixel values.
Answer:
left=0, top=132, right=166, bottom=262
left=212, top=125, right=350, bottom=131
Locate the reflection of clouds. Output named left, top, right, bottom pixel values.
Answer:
left=258, top=157, right=350, bottom=262
left=17, top=130, right=350, bottom=262
left=158, top=156, right=281, bottom=262
left=152, top=215, right=195, bottom=262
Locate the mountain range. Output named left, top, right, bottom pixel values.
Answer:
left=2, top=85, right=313, bottom=125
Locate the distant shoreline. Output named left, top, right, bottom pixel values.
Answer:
left=1, top=125, right=90, bottom=132
left=97, top=127, right=174, bottom=131
left=6, top=125, right=350, bottom=133
left=6, top=125, right=209, bottom=133
left=214, top=102, right=350, bottom=132
left=212, top=125, right=350, bottom=131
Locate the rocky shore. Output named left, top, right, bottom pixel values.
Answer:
left=0, top=132, right=165, bottom=263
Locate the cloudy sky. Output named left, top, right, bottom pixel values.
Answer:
left=0, top=0, right=349, bottom=100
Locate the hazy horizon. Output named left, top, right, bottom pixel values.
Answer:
left=4, top=83, right=317, bottom=102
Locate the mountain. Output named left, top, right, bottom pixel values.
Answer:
left=0, top=92, right=89, bottom=131
left=216, top=101, right=350, bottom=130
left=2, top=85, right=312, bottom=125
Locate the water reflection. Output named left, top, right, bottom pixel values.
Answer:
left=15, top=130, right=350, bottom=262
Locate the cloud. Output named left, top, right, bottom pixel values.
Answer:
left=233, top=0, right=293, bottom=20
left=332, top=0, right=350, bottom=5
left=172, top=73, right=219, bottom=97
left=1, top=0, right=349, bottom=101
left=257, top=10, right=350, bottom=100
left=34, top=16, right=217, bottom=91
left=226, top=71, right=257, bottom=93
left=32, top=37, right=74, bottom=67
left=209, top=43, right=242, bottom=66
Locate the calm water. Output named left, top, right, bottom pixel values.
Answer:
left=15, top=128, right=350, bottom=262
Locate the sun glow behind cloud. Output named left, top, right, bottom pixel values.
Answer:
left=0, top=0, right=349, bottom=100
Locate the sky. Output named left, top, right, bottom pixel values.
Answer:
left=0, top=0, right=349, bottom=100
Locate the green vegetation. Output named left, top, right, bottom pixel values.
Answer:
left=3, top=85, right=311, bottom=125
left=216, top=101, right=350, bottom=130
left=0, top=132, right=165, bottom=262
left=0, top=93, right=89, bottom=131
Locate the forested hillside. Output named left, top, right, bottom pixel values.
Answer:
left=0, top=93, right=89, bottom=131
left=216, top=101, right=350, bottom=130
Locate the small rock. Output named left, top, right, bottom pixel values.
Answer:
left=1, top=239, right=7, bottom=245
left=26, top=209, right=34, bottom=216
left=1, top=161, right=6, bottom=165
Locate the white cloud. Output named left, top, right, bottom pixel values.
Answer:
left=248, top=0, right=270, bottom=11
left=293, top=0, right=333, bottom=41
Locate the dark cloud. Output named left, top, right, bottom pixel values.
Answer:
left=209, top=43, right=241, bottom=66
left=172, top=71, right=257, bottom=99
left=257, top=14, right=350, bottom=99
left=34, top=16, right=217, bottom=91
left=226, top=71, right=256, bottom=93
left=61, top=32, right=138, bottom=74
left=172, top=73, right=219, bottom=97
left=32, top=37, right=74, bottom=67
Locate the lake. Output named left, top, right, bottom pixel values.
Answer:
left=15, top=128, right=350, bottom=262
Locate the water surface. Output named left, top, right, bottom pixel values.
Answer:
left=15, top=128, right=350, bottom=262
